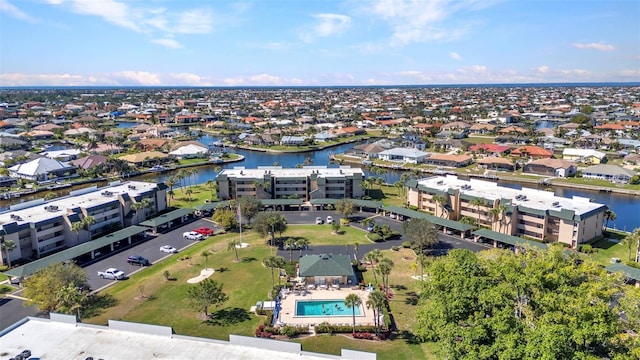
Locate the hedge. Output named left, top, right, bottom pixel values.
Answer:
left=314, top=322, right=377, bottom=334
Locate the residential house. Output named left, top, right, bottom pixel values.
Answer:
left=469, top=123, right=496, bottom=134
left=582, top=165, right=636, bottom=184
left=169, top=143, right=209, bottom=159
left=70, top=155, right=109, bottom=170
left=40, top=149, right=82, bottom=162
left=378, top=147, right=429, bottom=164
left=119, top=151, right=169, bottom=166
left=511, top=146, right=553, bottom=159
left=469, top=144, right=511, bottom=156
left=476, top=156, right=516, bottom=171
left=21, top=130, right=55, bottom=140
left=562, top=148, right=607, bottom=164
left=350, top=142, right=387, bottom=159
left=497, top=125, right=527, bottom=136
left=280, top=136, right=306, bottom=146
left=137, top=139, right=170, bottom=152
left=424, top=154, right=473, bottom=168
left=334, top=126, right=366, bottom=137
left=9, top=157, right=76, bottom=181
left=0, top=137, right=27, bottom=150
left=314, top=131, right=337, bottom=143
left=495, top=135, right=531, bottom=145
left=523, top=158, right=577, bottom=177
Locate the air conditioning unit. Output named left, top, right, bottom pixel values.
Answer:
left=437, top=180, right=444, bottom=185
left=128, top=185, right=136, bottom=190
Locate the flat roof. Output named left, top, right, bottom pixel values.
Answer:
left=0, top=316, right=376, bottom=360
left=220, top=165, right=364, bottom=179
left=0, top=181, right=158, bottom=229
left=3, top=225, right=148, bottom=278
left=415, top=175, right=605, bottom=216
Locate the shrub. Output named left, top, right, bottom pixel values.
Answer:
left=401, top=241, right=412, bottom=248
left=626, top=261, right=640, bottom=269
left=352, top=332, right=375, bottom=340
left=314, top=323, right=376, bottom=334
left=178, top=255, right=191, bottom=261
left=579, top=244, right=593, bottom=254
left=367, top=233, right=382, bottom=242
left=279, top=325, right=308, bottom=338
left=0, top=265, right=8, bottom=272
left=392, top=246, right=400, bottom=251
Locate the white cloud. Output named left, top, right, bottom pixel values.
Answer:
left=364, top=0, right=493, bottom=46
left=449, top=52, right=462, bottom=61
left=111, top=71, right=161, bottom=86
left=535, top=66, right=550, bottom=74
left=0, top=0, right=37, bottom=22
left=169, top=73, right=212, bottom=86
left=46, top=0, right=142, bottom=32
left=172, top=9, right=213, bottom=34
left=573, top=42, right=616, bottom=51
left=301, top=13, right=351, bottom=42
left=151, top=38, right=182, bottom=49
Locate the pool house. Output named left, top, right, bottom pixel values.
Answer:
left=298, top=254, right=356, bottom=288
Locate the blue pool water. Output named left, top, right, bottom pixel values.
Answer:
left=296, top=300, right=361, bottom=317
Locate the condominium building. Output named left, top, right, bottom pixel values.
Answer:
left=406, top=175, right=606, bottom=248
left=0, top=181, right=167, bottom=265
left=216, top=166, right=364, bottom=201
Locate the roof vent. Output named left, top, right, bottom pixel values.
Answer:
left=128, top=185, right=136, bottom=190
left=101, top=191, right=113, bottom=196
left=437, top=180, right=444, bottom=185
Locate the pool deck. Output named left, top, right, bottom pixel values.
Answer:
left=278, top=288, right=376, bottom=327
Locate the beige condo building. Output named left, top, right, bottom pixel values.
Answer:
left=406, top=175, right=606, bottom=248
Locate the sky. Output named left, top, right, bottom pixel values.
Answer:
left=0, top=0, right=639, bottom=87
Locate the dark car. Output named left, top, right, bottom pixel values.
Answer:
left=127, top=255, right=150, bottom=266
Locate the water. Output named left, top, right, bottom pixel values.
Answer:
left=116, top=122, right=138, bottom=128
left=295, top=300, right=360, bottom=316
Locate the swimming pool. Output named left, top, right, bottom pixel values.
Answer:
left=295, top=300, right=362, bottom=317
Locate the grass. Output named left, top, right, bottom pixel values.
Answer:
left=589, top=231, right=638, bottom=266
left=81, top=223, right=439, bottom=358
left=169, top=184, right=217, bottom=209
left=463, top=136, right=496, bottom=144
left=554, top=177, right=640, bottom=191
left=282, top=224, right=373, bottom=247
left=0, top=273, right=8, bottom=282
left=368, top=185, right=406, bottom=208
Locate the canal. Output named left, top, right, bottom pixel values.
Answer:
left=5, top=134, right=639, bottom=231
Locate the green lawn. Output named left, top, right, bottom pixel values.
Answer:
left=590, top=231, right=638, bottom=266
left=463, top=136, right=496, bottom=144
left=369, top=185, right=406, bottom=208
left=0, top=273, right=8, bottom=282
left=282, top=224, right=373, bottom=248
left=169, top=184, right=217, bottom=208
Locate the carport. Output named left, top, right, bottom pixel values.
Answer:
left=606, top=263, right=640, bottom=287
left=472, top=229, right=548, bottom=251
left=261, top=198, right=303, bottom=211
left=194, top=201, right=230, bottom=217
left=309, top=198, right=382, bottom=213
left=3, top=225, right=148, bottom=283
left=140, top=208, right=195, bottom=233
left=382, top=205, right=474, bottom=238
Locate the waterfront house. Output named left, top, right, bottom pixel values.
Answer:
left=378, top=147, right=429, bottom=164
left=476, top=156, right=516, bottom=171
left=169, top=143, right=209, bottom=159
left=119, top=151, right=169, bottom=166
left=523, top=158, right=577, bottom=178
left=314, top=131, right=337, bottom=142
left=469, top=143, right=511, bottom=156
left=424, top=154, right=473, bottom=168
left=9, top=157, right=76, bottom=181
left=511, top=146, right=553, bottom=159
left=280, top=136, right=306, bottom=146
left=70, top=155, right=109, bottom=170
left=582, top=164, right=636, bottom=184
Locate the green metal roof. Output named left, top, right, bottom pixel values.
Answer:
left=299, top=254, right=355, bottom=277
left=517, top=206, right=547, bottom=217
left=3, top=225, right=148, bottom=279
left=193, top=201, right=230, bottom=212
left=382, top=205, right=474, bottom=232
left=261, top=199, right=303, bottom=206
left=605, top=263, right=640, bottom=281
left=309, top=198, right=383, bottom=209
left=139, top=208, right=195, bottom=227
left=310, top=198, right=337, bottom=205
left=472, top=229, right=548, bottom=250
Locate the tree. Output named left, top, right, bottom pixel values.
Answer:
left=621, top=228, right=640, bottom=262
left=380, top=224, right=392, bottom=242
left=201, top=250, right=211, bottom=270
left=186, top=279, right=228, bottom=318
left=431, top=194, right=447, bottom=218
left=403, top=219, right=439, bottom=251
left=336, top=199, right=355, bottom=220
left=376, top=257, right=394, bottom=290
left=344, top=293, right=362, bottom=334
left=23, top=261, right=90, bottom=313
left=253, top=212, right=287, bottom=248
left=364, top=249, right=383, bottom=285
left=56, top=283, right=87, bottom=319
left=331, top=220, right=341, bottom=234
left=166, top=175, right=177, bottom=205
left=469, top=198, right=486, bottom=229
left=413, top=247, right=629, bottom=359
left=212, top=208, right=237, bottom=230
left=228, top=239, right=240, bottom=262
left=185, top=188, right=194, bottom=203
left=284, top=238, right=296, bottom=262
left=295, top=238, right=309, bottom=257
left=263, top=256, right=285, bottom=291
left=205, top=179, right=216, bottom=200
left=353, top=242, right=359, bottom=262
left=1, top=238, right=16, bottom=267
left=238, top=196, right=262, bottom=225
left=366, top=290, right=387, bottom=337
left=604, top=209, right=617, bottom=229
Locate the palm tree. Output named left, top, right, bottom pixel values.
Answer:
left=205, top=179, right=216, bottom=200
left=1, top=238, right=16, bottom=267
left=366, top=290, right=387, bottom=337
left=353, top=242, right=359, bottom=262
left=273, top=256, right=286, bottom=286
left=376, top=257, right=394, bottom=290
left=362, top=179, right=371, bottom=197
left=621, top=228, right=640, bottom=262
left=166, top=175, right=177, bottom=202
left=295, top=238, right=309, bottom=257
left=489, top=207, right=501, bottom=232
left=201, top=250, right=211, bottom=270
left=82, top=215, right=96, bottom=239
left=364, top=249, right=383, bottom=285
left=186, top=189, right=194, bottom=203
left=284, top=238, right=296, bottom=262
left=469, top=198, right=486, bottom=229
left=604, top=209, right=617, bottom=229
left=431, top=194, right=447, bottom=218
left=228, top=239, right=241, bottom=262
left=344, top=293, right=362, bottom=334
left=263, top=256, right=278, bottom=291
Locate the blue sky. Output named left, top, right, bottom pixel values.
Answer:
left=0, top=0, right=638, bottom=86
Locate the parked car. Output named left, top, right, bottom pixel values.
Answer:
left=366, top=223, right=375, bottom=232
left=326, top=216, right=333, bottom=224
left=183, top=231, right=204, bottom=240
left=160, top=245, right=178, bottom=253
left=193, top=227, right=214, bottom=236
left=127, top=255, right=150, bottom=266
left=315, top=217, right=323, bottom=224
left=97, top=268, right=126, bottom=280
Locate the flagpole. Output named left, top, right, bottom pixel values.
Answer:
left=238, top=203, right=242, bottom=246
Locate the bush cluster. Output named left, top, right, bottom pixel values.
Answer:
left=352, top=332, right=375, bottom=340
left=314, top=322, right=376, bottom=334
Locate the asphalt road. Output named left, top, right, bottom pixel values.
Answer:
left=1, top=209, right=489, bottom=331
left=0, top=218, right=219, bottom=331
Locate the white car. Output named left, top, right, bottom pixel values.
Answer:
left=160, top=245, right=178, bottom=253
left=183, top=231, right=204, bottom=240
left=315, top=217, right=323, bottom=224
left=326, top=216, right=333, bottom=224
